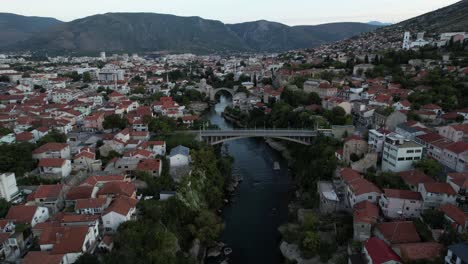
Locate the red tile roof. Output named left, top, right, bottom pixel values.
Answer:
left=104, top=196, right=138, bottom=216
left=137, top=159, right=161, bottom=172
left=349, top=178, right=381, bottom=196
left=364, top=237, right=401, bottom=263
left=81, top=175, right=126, bottom=186
left=39, top=226, right=90, bottom=254
left=33, top=142, right=68, bottom=154
left=448, top=172, right=468, bottom=189
left=445, top=141, right=468, bottom=154
left=5, top=205, right=39, bottom=224
left=38, top=158, right=66, bottom=168
left=22, top=251, right=64, bottom=264
left=383, top=188, right=422, bottom=200
left=423, top=183, right=456, bottom=195
left=65, top=186, right=94, bottom=200
left=75, top=198, right=108, bottom=210
left=97, top=182, right=135, bottom=197
left=439, top=204, right=468, bottom=227
left=376, top=221, right=421, bottom=244
left=397, top=242, right=443, bottom=262
left=340, top=168, right=362, bottom=183
left=30, top=184, right=63, bottom=200
left=416, top=133, right=444, bottom=144
left=353, top=201, right=379, bottom=224
left=398, top=170, right=434, bottom=187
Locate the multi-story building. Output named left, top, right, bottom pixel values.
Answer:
left=379, top=189, right=422, bottom=219
left=381, top=134, right=423, bottom=173
left=0, top=173, right=19, bottom=202
left=418, top=182, right=457, bottom=210
left=368, top=128, right=391, bottom=155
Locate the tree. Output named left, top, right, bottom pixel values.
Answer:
left=302, top=231, right=321, bottom=255
left=0, top=199, right=10, bottom=218
left=414, top=159, right=443, bottom=179
left=82, top=72, right=92, bottom=83
left=37, top=129, right=67, bottom=146
left=188, top=210, right=223, bottom=245
left=75, top=253, right=100, bottom=264
left=103, top=114, right=128, bottom=131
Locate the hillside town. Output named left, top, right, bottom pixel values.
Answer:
left=0, top=21, right=466, bottom=264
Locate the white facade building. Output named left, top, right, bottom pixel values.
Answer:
left=379, top=189, right=422, bottom=219
left=381, top=134, right=423, bottom=173
left=0, top=173, right=19, bottom=202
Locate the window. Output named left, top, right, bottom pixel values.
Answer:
left=407, top=150, right=414, bottom=153
left=406, top=157, right=413, bottom=161
left=398, top=157, right=405, bottom=161
left=415, top=149, right=422, bottom=153
left=414, top=157, right=421, bottom=160
left=406, top=207, right=410, bottom=210
left=368, top=196, right=372, bottom=200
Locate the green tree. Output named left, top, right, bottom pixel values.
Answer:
left=0, top=199, right=11, bottom=218
left=37, top=129, right=67, bottom=146
left=414, top=159, right=443, bottom=179
left=82, top=72, right=92, bottom=83
left=103, top=114, right=128, bottom=131
left=302, top=231, right=321, bottom=255
left=75, top=253, right=100, bottom=264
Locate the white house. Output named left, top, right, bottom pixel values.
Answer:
left=418, top=182, right=457, bottom=210
left=32, top=143, right=71, bottom=160
left=381, top=134, right=423, bottom=173
left=0, top=172, right=19, bottom=202
left=347, top=178, right=382, bottom=208
left=379, top=189, right=422, bottom=219
left=139, top=141, right=166, bottom=156
left=169, top=145, right=190, bottom=167
left=38, top=158, right=72, bottom=178
left=102, top=196, right=138, bottom=233
left=5, top=205, right=49, bottom=227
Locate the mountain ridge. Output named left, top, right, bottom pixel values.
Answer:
left=0, top=12, right=379, bottom=54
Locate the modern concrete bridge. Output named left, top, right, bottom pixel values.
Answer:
left=193, top=129, right=333, bottom=145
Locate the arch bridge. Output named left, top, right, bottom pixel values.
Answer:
left=209, top=87, right=237, bottom=101
left=195, top=129, right=333, bottom=145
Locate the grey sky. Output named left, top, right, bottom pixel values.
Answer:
left=4, top=0, right=460, bottom=25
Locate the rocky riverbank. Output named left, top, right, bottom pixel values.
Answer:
left=265, top=138, right=294, bottom=165
left=221, top=112, right=246, bottom=128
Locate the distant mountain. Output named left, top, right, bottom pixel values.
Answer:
left=0, top=13, right=63, bottom=48
left=389, top=0, right=468, bottom=32
left=228, top=21, right=379, bottom=52
left=4, top=13, right=378, bottom=54
left=367, top=21, right=392, bottom=26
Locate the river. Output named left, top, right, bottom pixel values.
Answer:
left=205, top=96, right=293, bottom=264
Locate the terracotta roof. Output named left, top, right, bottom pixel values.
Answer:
left=416, top=133, right=444, bottom=143
left=376, top=221, right=421, bottom=244
left=383, top=188, right=422, bottom=200
left=104, top=196, right=138, bottom=216
left=398, top=170, right=434, bottom=187
left=423, top=182, right=456, bottom=195
left=349, top=178, right=381, bottom=196
left=65, top=186, right=94, bottom=200
left=97, top=182, right=135, bottom=197
left=353, top=201, right=379, bottom=224
left=364, top=237, right=401, bottom=263
left=340, top=168, right=362, bottom=183
left=445, top=141, right=468, bottom=154
left=345, top=135, right=364, bottom=142
left=81, top=175, right=126, bottom=186
left=137, top=159, right=161, bottom=172
left=39, top=226, right=90, bottom=254
left=15, top=131, right=34, bottom=141
left=448, top=172, right=468, bottom=189
left=439, top=204, right=468, bottom=227
left=56, top=213, right=100, bottom=223
left=30, top=184, right=63, bottom=200
left=396, top=242, right=443, bottom=262
left=75, top=198, right=108, bottom=210
left=22, top=251, right=64, bottom=264
left=5, top=205, right=39, bottom=224
left=33, top=143, right=68, bottom=154
left=38, top=158, right=66, bottom=168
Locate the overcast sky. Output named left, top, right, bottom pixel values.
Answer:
left=4, top=0, right=460, bottom=25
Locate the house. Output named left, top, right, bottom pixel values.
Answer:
left=374, top=110, right=407, bottom=131
left=393, top=100, right=411, bottom=111
left=442, top=141, right=468, bottom=172
left=347, top=178, right=381, bottom=207
left=379, top=189, right=422, bottom=219
left=363, top=237, right=401, bottom=264
left=439, top=124, right=468, bottom=142
left=395, top=122, right=427, bottom=140
left=169, top=145, right=191, bottom=167
left=38, top=158, right=72, bottom=178
left=447, top=172, right=468, bottom=209
left=26, top=184, right=65, bottom=214
left=439, top=204, right=468, bottom=234
left=138, top=141, right=166, bottom=156
left=381, top=134, right=423, bottom=173
left=15, top=131, right=35, bottom=143
left=343, top=135, right=368, bottom=164
left=96, top=182, right=136, bottom=199
left=5, top=205, right=49, bottom=227
left=398, top=170, right=435, bottom=191
left=32, top=143, right=71, bottom=160
left=75, top=198, right=110, bottom=215
left=0, top=172, right=19, bottom=202
left=368, top=128, right=392, bottom=155
left=98, top=235, right=114, bottom=252
left=418, top=182, right=457, bottom=210
left=73, top=147, right=101, bottom=172
left=65, top=185, right=95, bottom=206
left=102, top=196, right=138, bottom=233
left=136, top=159, right=163, bottom=177
left=445, top=243, right=468, bottom=264
left=374, top=221, right=421, bottom=245
left=38, top=225, right=98, bottom=263
left=394, top=242, right=443, bottom=263
left=353, top=201, right=379, bottom=241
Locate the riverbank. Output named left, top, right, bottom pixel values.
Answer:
left=221, top=112, right=246, bottom=128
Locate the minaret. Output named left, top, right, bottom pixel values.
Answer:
left=402, top=32, right=411, bottom=50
